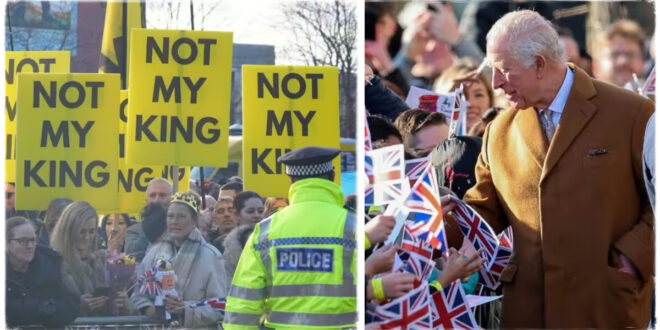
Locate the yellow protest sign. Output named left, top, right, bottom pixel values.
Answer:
left=126, top=29, right=233, bottom=167
left=242, top=66, right=340, bottom=198
left=16, top=73, right=120, bottom=211
left=5, top=51, right=70, bottom=182
left=103, top=90, right=190, bottom=215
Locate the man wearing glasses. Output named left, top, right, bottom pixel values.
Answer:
left=593, top=19, right=648, bottom=88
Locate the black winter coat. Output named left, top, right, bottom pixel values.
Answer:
left=6, top=245, right=80, bottom=327
left=365, top=75, right=410, bottom=121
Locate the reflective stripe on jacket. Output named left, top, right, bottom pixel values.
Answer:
left=224, top=178, right=357, bottom=329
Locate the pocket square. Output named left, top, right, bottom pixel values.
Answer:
left=587, top=148, right=609, bottom=157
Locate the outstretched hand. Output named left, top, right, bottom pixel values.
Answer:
left=366, top=244, right=397, bottom=276
left=437, top=248, right=485, bottom=287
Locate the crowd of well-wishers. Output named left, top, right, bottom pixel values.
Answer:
left=364, top=2, right=654, bottom=329
left=5, top=176, right=290, bottom=328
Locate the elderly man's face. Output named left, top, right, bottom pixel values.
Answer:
left=488, top=45, right=539, bottom=110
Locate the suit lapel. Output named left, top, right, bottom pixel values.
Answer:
left=541, top=66, right=597, bottom=181
left=514, top=108, right=547, bottom=170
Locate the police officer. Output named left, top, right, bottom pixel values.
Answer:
left=224, top=147, right=356, bottom=329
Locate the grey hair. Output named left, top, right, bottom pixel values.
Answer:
left=147, top=177, right=172, bottom=190
left=486, top=10, right=566, bottom=67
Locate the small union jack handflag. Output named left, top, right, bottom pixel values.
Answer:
left=405, top=157, right=429, bottom=188
left=448, top=102, right=462, bottom=139
left=479, top=228, right=514, bottom=290
left=365, top=155, right=375, bottom=206
left=478, top=263, right=499, bottom=290
left=431, top=280, right=478, bottom=329
left=137, top=267, right=162, bottom=296
left=190, top=297, right=226, bottom=312
left=502, top=226, right=514, bottom=248
left=398, top=249, right=435, bottom=286
left=447, top=87, right=468, bottom=137
left=400, top=225, right=434, bottom=260
left=373, top=283, right=432, bottom=329
left=365, top=144, right=406, bottom=206
left=490, top=237, right=513, bottom=277
left=450, top=196, right=500, bottom=269
left=405, top=164, right=448, bottom=252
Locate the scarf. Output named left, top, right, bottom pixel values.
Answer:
left=147, top=228, right=205, bottom=293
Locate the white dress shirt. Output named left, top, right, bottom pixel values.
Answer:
left=537, top=65, right=575, bottom=127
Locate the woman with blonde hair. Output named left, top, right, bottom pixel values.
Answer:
left=434, top=57, right=496, bottom=133
left=50, top=201, right=130, bottom=316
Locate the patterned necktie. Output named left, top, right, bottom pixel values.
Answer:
left=540, top=109, right=556, bottom=141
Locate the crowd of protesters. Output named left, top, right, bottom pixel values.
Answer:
left=4, top=173, right=295, bottom=328
left=365, top=2, right=654, bottom=329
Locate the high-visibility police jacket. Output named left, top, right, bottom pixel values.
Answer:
left=224, top=178, right=357, bottom=329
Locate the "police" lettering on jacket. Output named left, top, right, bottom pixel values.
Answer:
left=276, top=248, right=333, bottom=272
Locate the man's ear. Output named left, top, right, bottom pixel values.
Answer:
left=535, top=55, right=547, bottom=79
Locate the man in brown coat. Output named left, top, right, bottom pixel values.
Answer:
left=449, top=10, right=653, bottom=328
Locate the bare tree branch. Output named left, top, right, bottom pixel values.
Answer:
left=276, top=0, right=357, bottom=138
left=278, top=0, right=356, bottom=73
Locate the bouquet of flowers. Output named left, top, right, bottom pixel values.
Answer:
left=106, top=252, right=137, bottom=315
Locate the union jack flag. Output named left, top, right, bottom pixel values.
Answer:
left=448, top=100, right=462, bottom=139
left=398, top=249, right=435, bottom=284
left=447, top=87, right=468, bottom=137
left=405, top=164, right=447, bottom=252
left=491, top=238, right=513, bottom=276
left=373, top=283, right=432, bottom=329
left=479, top=228, right=514, bottom=290
left=190, top=297, right=226, bottom=312
left=400, top=225, right=433, bottom=260
left=405, top=157, right=429, bottom=188
left=137, top=267, right=162, bottom=296
left=502, top=226, right=514, bottom=248
left=450, top=196, right=499, bottom=269
left=431, top=280, right=478, bottom=329
left=365, top=144, right=406, bottom=206
left=365, top=155, right=375, bottom=206
left=478, top=263, right=499, bottom=290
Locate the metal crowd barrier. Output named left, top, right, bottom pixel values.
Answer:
left=65, top=316, right=167, bottom=329
left=62, top=316, right=224, bottom=329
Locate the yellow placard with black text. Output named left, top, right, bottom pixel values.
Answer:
left=101, top=90, right=191, bottom=215
left=242, top=65, right=340, bottom=198
left=5, top=51, right=70, bottom=182
left=126, top=29, right=233, bottom=166
left=16, top=73, right=119, bottom=211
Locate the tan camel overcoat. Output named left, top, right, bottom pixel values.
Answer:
left=457, top=65, right=654, bottom=328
